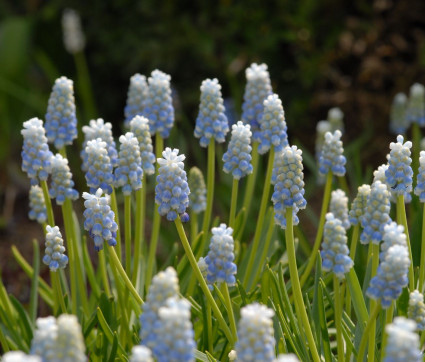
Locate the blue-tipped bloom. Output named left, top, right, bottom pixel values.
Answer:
left=130, top=346, right=153, bottom=362
left=204, top=224, right=237, bottom=289
left=151, top=298, right=195, bottom=362
left=85, top=138, right=115, bottom=194
left=21, top=117, right=53, bottom=185
left=407, top=83, right=425, bottom=127
left=194, top=78, right=229, bottom=147
left=114, top=132, right=143, bottom=195
left=144, top=70, right=174, bottom=138
left=385, top=135, right=413, bottom=197
left=241, top=63, right=272, bottom=133
left=256, top=94, right=288, bottom=154
left=414, top=151, right=425, bottom=202
left=155, top=148, right=190, bottom=221
left=360, top=180, right=391, bottom=244
left=45, top=76, right=77, bottom=149
left=271, top=145, right=307, bottom=228
left=129, top=115, right=156, bottom=175
left=140, top=267, right=179, bottom=350
left=408, top=290, right=425, bottom=331
left=188, top=167, right=207, bottom=214
left=29, top=185, right=47, bottom=224
left=30, top=316, right=58, bottom=360
left=222, top=121, right=253, bottom=179
left=390, top=93, right=408, bottom=134
left=384, top=317, right=422, bottom=361
left=380, top=222, right=407, bottom=259
left=82, top=188, right=118, bottom=251
left=2, top=351, right=41, bottom=362
left=318, top=130, right=346, bottom=176
left=321, top=213, right=353, bottom=279
left=43, top=225, right=68, bottom=272
left=235, top=303, right=276, bottom=362
left=49, top=154, right=79, bottom=205
left=81, top=118, right=118, bottom=171
left=124, top=74, right=149, bottom=127
left=366, top=244, right=410, bottom=308
left=349, top=184, right=371, bottom=226
left=330, top=189, right=350, bottom=229
left=327, top=107, right=344, bottom=133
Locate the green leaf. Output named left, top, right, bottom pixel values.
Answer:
left=346, top=268, right=368, bottom=326
left=107, top=332, right=119, bottom=362
left=29, top=239, right=40, bottom=324
left=9, top=295, right=32, bottom=350
left=396, top=287, right=410, bottom=317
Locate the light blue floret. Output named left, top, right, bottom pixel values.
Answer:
left=144, top=70, right=174, bottom=138
left=188, top=167, right=207, bottom=214
left=124, top=74, right=149, bottom=127
left=390, top=93, right=408, bottom=134
left=414, top=151, right=425, bottom=202
left=43, top=225, right=68, bottom=272
left=45, top=76, right=77, bottom=149
left=29, top=185, right=47, bottom=224
left=21, top=117, right=53, bottom=185
left=408, top=290, right=425, bottom=331
left=155, top=148, right=190, bottom=221
left=129, top=115, right=156, bottom=175
left=222, top=121, right=253, bottom=179
left=271, top=145, right=307, bottom=229
left=114, top=132, right=143, bottom=195
left=407, top=83, right=425, bottom=127
left=318, top=130, right=346, bottom=176
left=49, top=154, right=79, bottom=205
left=349, top=184, right=371, bottom=225
left=194, top=78, right=229, bottom=147
left=330, top=189, right=350, bottom=229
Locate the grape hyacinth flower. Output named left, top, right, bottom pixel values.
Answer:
left=49, top=154, right=79, bottom=205
left=384, top=317, right=421, bottom=361
left=45, top=76, right=77, bottom=150
left=2, top=351, right=41, bottom=362
left=30, top=316, right=57, bottom=360
left=204, top=223, right=237, bottom=289
left=271, top=145, right=307, bottom=228
left=321, top=213, right=353, bottom=279
left=360, top=180, right=391, bottom=244
left=29, top=185, right=47, bottom=224
left=348, top=184, right=371, bottom=226
left=318, top=130, right=346, bottom=177
left=256, top=94, right=288, bottom=154
left=380, top=222, right=407, bottom=259
left=62, top=9, right=85, bottom=54
left=373, top=163, right=408, bottom=203
left=407, top=83, right=425, bottom=127
left=275, top=355, right=300, bottom=362
left=83, top=188, right=118, bottom=251
left=241, top=63, right=273, bottom=133
left=222, top=121, right=253, bottom=179
left=315, top=120, right=332, bottom=160
left=43, top=225, right=68, bottom=272
left=188, top=167, right=207, bottom=213
left=330, top=189, right=350, bottom=229
left=194, top=78, right=229, bottom=147
left=114, top=132, right=143, bottom=195
left=144, top=70, right=174, bottom=138
left=327, top=107, right=344, bottom=133
left=414, top=151, right=425, bottom=202
left=130, top=115, right=156, bottom=175
left=130, top=346, right=153, bottom=362
left=21, top=117, right=53, bottom=185
left=390, top=93, right=408, bottom=134
left=408, top=290, right=425, bottom=331
left=155, top=148, right=190, bottom=221
left=124, top=74, right=149, bottom=127
left=235, top=303, right=276, bottom=362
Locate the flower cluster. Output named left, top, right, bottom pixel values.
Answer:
left=49, top=154, right=79, bottom=205
left=222, top=121, right=253, bottom=179
left=29, top=185, right=47, bottom=224
left=315, top=120, right=332, bottom=160
left=43, top=225, right=68, bottom=272
left=384, top=317, right=421, bottom=361
left=188, top=167, right=207, bottom=214
left=124, top=74, right=149, bottom=127
left=407, top=83, right=425, bottom=126
left=408, top=290, right=425, bottom=331
left=330, top=189, right=350, bottom=229
left=318, top=130, right=346, bottom=176
left=62, top=9, right=85, bottom=54
left=380, top=222, right=407, bottom=259
left=130, top=346, right=153, bottom=362
left=390, top=93, right=408, bottom=134
left=327, top=107, right=344, bottom=133
left=414, top=151, right=425, bottom=202
left=2, top=351, right=41, bottom=362
left=129, top=115, right=156, bottom=175
left=348, top=184, right=371, bottom=226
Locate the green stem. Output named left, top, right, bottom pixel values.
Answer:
left=284, top=208, right=320, bottom=362
left=98, top=249, right=111, bottom=297
left=110, top=187, right=122, bottom=260
left=74, top=51, right=97, bottom=119
left=229, top=178, right=239, bottom=228
left=334, top=276, right=344, bottom=362
left=41, top=180, right=55, bottom=226
left=221, top=283, right=237, bottom=343
left=380, top=302, right=394, bottom=360
left=132, top=177, right=146, bottom=285
left=357, top=302, right=381, bottom=362
left=51, top=271, right=67, bottom=315
left=300, top=172, right=333, bottom=288
left=124, top=195, right=132, bottom=274
left=206, top=303, right=213, bottom=352
left=243, top=146, right=275, bottom=289
left=397, top=195, right=414, bottom=290
left=190, top=210, right=198, bottom=246
left=174, top=217, right=234, bottom=344
left=420, top=203, right=425, bottom=292
left=345, top=224, right=360, bottom=317
left=368, top=243, right=380, bottom=362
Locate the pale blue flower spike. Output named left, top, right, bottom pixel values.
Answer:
left=408, top=290, right=425, bottom=331
left=380, top=222, right=407, bottom=259
left=130, top=115, right=156, bottom=175
left=49, top=154, right=79, bottom=205
left=43, top=225, right=68, bottom=272
left=407, top=83, right=425, bottom=127
left=414, top=151, right=425, bottom=202
left=29, top=185, right=47, bottom=224
left=125, top=74, right=149, bottom=127
left=318, top=129, right=346, bottom=177
left=130, top=345, right=154, bottom=362
left=330, top=189, right=350, bottom=230
left=188, top=167, right=207, bottom=214
left=327, top=107, right=344, bottom=133
left=390, top=93, right=408, bottom=135
left=349, top=184, right=371, bottom=226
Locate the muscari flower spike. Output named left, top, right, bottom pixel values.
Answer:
left=407, top=83, right=425, bottom=127
left=129, top=115, right=156, bottom=175
left=318, top=130, right=346, bottom=177
left=348, top=184, right=371, bottom=226
left=194, top=78, right=229, bottom=147
left=81, top=118, right=118, bottom=171
left=380, top=222, right=407, bottom=259
left=29, top=185, right=47, bottom=224
left=408, top=290, right=425, bottom=331
left=384, top=317, right=422, bottom=362
left=327, top=107, right=344, bottom=133
left=130, top=346, right=153, bottom=362
left=275, top=354, right=300, bottom=362
left=373, top=163, right=410, bottom=203
left=315, top=120, right=332, bottom=160
left=321, top=213, right=353, bottom=279
left=256, top=94, right=288, bottom=154
left=140, top=267, right=179, bottom=351
left=30, top=316, right=57, bottom=361
left=83, top=188, right=118, bottom=251
left=21, top=117, right=53, bottom=185
left=235, top=303, right=276, bottom=362
left=49, top=154, right=79, bottom=205
left=222, top=121, right=253, bottom=179
left=2, top=351, right=41, bottom=362
left=43, top=225, right=68, bottom=272
left=124, top=74, right=149, bottom=127
left=390, top=93, right=408, bottom=135
left=241, top=63, right=273, bottom=133
left=62, top=9, right=85, bottom=54
left=204, top=223, right=237, bottom=289
left=271, top=145, right=307, bottom=228
left=330, top=189, right=350, bottom=230
left=414, top=151, right=425, bottom=202
left=360, top=180, right=391, bottom=244
left=45, top=76, right=77, bottom=149
left=144, top=70, right=174, bottom=138
left=155, top=148, right=190, bottom=221
left=114, top=132, right=143, bottom=195
left=188, top=167, right=207, bottom=214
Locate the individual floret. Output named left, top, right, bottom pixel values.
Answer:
left=408, top=290, right=425, bottom=331
left=348, top=184, right=371, bottom=226
left=124, top=74, right=149, bottom=127
left=390, top=93, right=408, bottom=134
left=330, top=189, right=350, bottom=229
left=43, top=225, right=68, bottom=272
left=49, top=154, right=79, bottom=205
left=414, top=151, right=425, bottom=202
left=188, top=167, right=207, bottom=213
left=29, top=185, right=47, bottom=224
left=318, top=130, right=346, bottom=177
left=384, top=317, right=421, bottom=361
left=130, top=115, right=156, bottom=175
left=407, top=83, right=425, bottom=127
